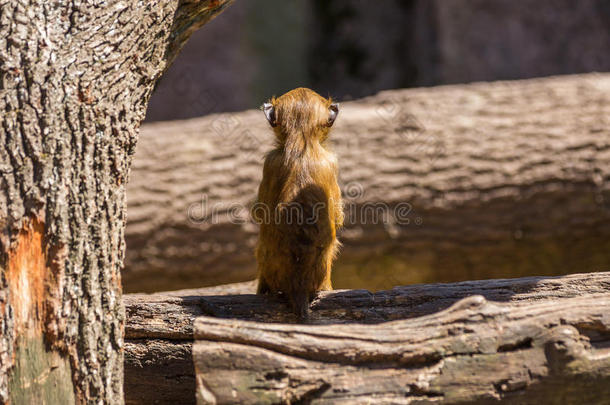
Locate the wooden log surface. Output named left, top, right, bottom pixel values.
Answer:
left=125, top=73, right=610, bottom=293
left=124, top=272, right=610, bottom=404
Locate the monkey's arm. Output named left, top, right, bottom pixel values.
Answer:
left=335, top=196, right=344, bottom=229
left=251, top=182, right=267, bottom=223
left=252, top=151, right=282, bottom=223
left=332, top=182, right=344, bottom=229
left=251, top=183, right=267, bottom=223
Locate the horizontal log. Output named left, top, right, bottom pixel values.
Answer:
left=125, top=73, right=610, bottom=292
left=124, top=272, right=610, bottom=404
left=193, top=294, right=610, bottom=404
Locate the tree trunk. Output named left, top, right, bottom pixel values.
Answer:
left=0, top=1, right=233, bottom=403
left=122, top=272, right=610, bottom=404
left=124, top=73, right=610, bottom=293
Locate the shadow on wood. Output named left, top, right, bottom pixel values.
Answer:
left=124, top=272, right=610, bottom=404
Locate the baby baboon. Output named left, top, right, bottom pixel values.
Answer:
left=253, top=88, right=343, bottom=320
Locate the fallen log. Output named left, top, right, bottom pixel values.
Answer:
left=125, top=73, right=610, bottom=292
left=124, top=272, right=610, bottom=404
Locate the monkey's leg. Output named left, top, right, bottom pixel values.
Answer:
left=257, top=276, right=271, bottom=294
left=320, top=276, right=333, bottom=291
left=319, top=250, right=334, bottom=291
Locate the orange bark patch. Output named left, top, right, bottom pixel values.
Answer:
left=5, top=218, right=63, bottom=343
left=6, top=219, right=47, bottom=336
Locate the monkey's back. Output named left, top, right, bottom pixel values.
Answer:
left=255, top=146, right=342, bottom=313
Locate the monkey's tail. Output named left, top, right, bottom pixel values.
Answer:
left=290, top=289, right=310, bottom=322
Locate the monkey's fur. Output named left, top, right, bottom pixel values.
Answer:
left=254, top=88, right=343, bottom=320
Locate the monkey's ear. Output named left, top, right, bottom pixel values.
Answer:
left=263, top=103, right=277, bottom=127
left=327, top=103, right=339, bottom=127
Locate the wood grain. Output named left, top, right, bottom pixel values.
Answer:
left=193, top=295, right=610, bottom=404
left=123, top=272, right=610, bottom=404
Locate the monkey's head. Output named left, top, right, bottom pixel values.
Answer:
left=262, top=88, right=339, bottom=143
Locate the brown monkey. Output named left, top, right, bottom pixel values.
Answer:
left=253, top=88, right=343, bottom=320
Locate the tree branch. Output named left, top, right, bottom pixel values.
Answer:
left=166, top=0, right=235, bottom=68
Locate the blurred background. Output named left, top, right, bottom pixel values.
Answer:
left=146, top=0, right=610, bottom=122
left=126, top=0, right=610, bottom=293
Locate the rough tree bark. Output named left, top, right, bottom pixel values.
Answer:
left=0, top=1, right=233, bottom=403
left=125, top=73, right=610, bottom=292
left=123, top=272, right=610, bottom=404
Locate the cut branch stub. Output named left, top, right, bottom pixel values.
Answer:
left=167, top=1, right=235, bottom=67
